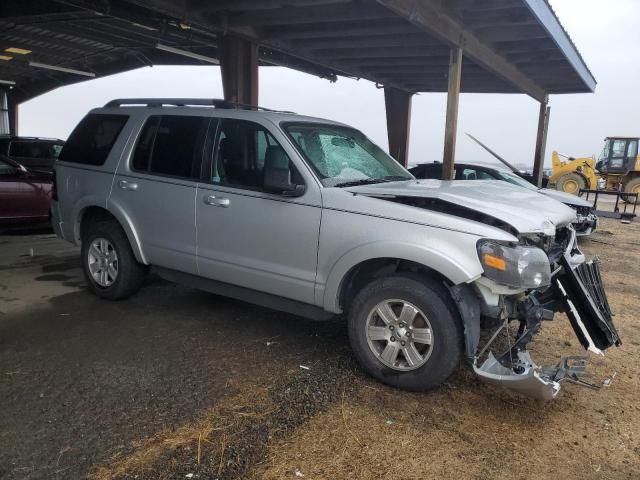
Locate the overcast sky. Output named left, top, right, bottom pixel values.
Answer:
left=18, top=0, right=640, bottom=167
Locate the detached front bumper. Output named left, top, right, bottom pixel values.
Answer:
left=472, top=236, right=620, bottom=400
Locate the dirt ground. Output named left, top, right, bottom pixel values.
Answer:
left=0, top=217, right=639, bottom=480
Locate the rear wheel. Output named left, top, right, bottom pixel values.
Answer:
left=556, top=172, right=586, bottom=195
left=624, top=177, right=640, bottom=204
left=81, top=218, right=147, bottom=300
left=347, top=274, right=463, bottom=391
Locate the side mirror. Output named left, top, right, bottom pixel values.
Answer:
left=264, top=164, right=305, bottom=197
left=14, top=163, right=29, bottom=177
left=263, top=146, right=305, bottom=197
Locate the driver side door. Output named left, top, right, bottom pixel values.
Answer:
left=196, top=118, right=322, bottom=304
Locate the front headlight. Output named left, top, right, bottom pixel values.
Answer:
left=477, top=241, right=551, bottom=288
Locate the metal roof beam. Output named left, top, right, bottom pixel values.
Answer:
left=445, top=0, right=521, bottom=11
left=266, top=21, right=417, bottom=40
left=376, top=0, right=547, bottom=101
left=295, top=34, right=440, bottom=51
left=227, top=3, right=392, bottom=27
left=199, top=0, right=352, bottom=13
left=331, top=55, right=451, bottom=67
left=319, top=46, right=451, bottom=60
left=471, top=24, right=548, bottom=43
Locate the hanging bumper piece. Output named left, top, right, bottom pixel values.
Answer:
left=473, top=254, right=619, bottom=400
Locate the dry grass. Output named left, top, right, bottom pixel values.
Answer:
left=258, top=218, right=640, bottom=480
left=90, top=218, right=640, bottom=480
left=91, top=378, right=275, bottom=480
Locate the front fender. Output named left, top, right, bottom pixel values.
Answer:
left=322, top=241, right=483, bottom=313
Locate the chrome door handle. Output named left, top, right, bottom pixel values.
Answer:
left=118, top=180, right=138, bottom=191
left=204, top=195, right=230, bottom=207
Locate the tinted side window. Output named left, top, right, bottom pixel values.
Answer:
left=9, top=141, right=38, bottom=157
left=213, top=119, right=299, bottom=190
left=59, top=114, right=129, bottom=166
left=10, top=141, right=63, bottom=158
left=131, top=116, right=160, bottom=172
left=132, top=115, right=208, bottom=179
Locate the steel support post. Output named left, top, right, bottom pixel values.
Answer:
left=384, top=87, right=412, bottom=167
left=442, top=47, right=462, bottom=180
left=220, top=35, right=259, bottom=106
left=533, top=96, right=550, bottom=187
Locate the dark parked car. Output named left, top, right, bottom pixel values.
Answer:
left=0, top=155, right=53, bottom=227
left=409, top=162, right=598, bottom=236
left=0, top=135, right=64, bottom=172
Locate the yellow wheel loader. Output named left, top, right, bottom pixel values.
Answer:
left=551, top=137, right=640, bottom=202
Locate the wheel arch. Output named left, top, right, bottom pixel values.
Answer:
left=75, top=203, right=147, bottom=264
left=334, top=256, right=482, bottom=363
left=323, top=242, right=481, bottom=314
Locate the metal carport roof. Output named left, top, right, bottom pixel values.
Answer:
left=0, top=0, right=595, bottom=104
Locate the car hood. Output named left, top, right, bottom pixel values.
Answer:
left=540, top=188, right=592, bottom=207
left=345, top=180, right=577, bottom=236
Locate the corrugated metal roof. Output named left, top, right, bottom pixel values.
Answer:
left=0, top=0, right=595, bottom=103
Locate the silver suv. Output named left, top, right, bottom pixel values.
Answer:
left=51, top=99, right=620, bottom=400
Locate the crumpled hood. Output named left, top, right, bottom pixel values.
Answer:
left=540, top=188, right=593, bottom=207
left=346, top=179, right=577, bottom=235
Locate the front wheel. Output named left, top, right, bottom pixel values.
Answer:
left=81, top=219, right=147, bottom=300
left=347, top=274, right=463, bottom=391
left=624, top=178, right=640, bottom=204
left=556, top=172, right=586, bottom=195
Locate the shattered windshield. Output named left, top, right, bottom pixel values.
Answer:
left=283, top=122, right=413, bottom=187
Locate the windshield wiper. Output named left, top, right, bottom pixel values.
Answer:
left=382, top=175, right=411, bottom=182
left=333, top=178, right=388, bottom=188
left=334, top=176, right=411, bottom=188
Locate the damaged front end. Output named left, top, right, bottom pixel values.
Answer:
left=470, top=226, right=621, bottom=400
left=573, top=206, right=599, bottom=236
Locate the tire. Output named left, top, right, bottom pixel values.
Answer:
left=81, top=218, right=147, bottom=300
left=624, top=177, right=640, bottom=204
left=347, top=273, right=463, bottom=391
left=556, top=173, right=586, bottom=195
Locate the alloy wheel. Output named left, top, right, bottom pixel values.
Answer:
left=87, top=238, right=118, bottom=287
left=365, top=299, right=434, bottom=371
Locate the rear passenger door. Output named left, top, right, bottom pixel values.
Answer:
left=196, top=118, right=322, bottom=304
left=110, top=114, right=211, bottom=275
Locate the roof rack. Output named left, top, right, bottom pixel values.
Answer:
left=103, top=98, right=296, bottom=114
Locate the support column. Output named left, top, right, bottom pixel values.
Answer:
left=8, top=96, right=18, bottom=136
left=533, top=96, right=550, bottom=187
left=384, top=87, right=412, bottom=167
left=219, top=34, right=259, bottom=107
left=442, top=47, right=462, bottom=180
left=1, top=89, right=18, bottom=136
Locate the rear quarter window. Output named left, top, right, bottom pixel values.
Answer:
left=59, top=113, right=129, bottom=166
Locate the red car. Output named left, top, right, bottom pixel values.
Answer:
left=0, top=155, right=53, bottom=227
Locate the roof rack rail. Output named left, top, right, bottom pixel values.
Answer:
left=104, top=98, right=296, bottom=114
left=104, top=98, right=228, bottom=108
